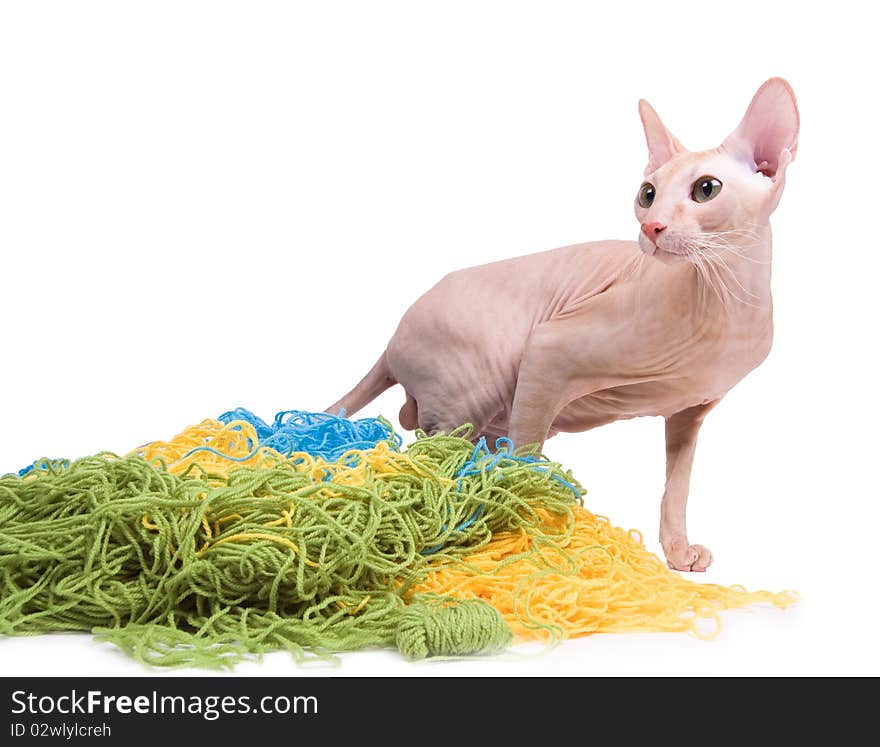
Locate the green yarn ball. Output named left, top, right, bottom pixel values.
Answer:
left=395, top=598, right=513, bottom=660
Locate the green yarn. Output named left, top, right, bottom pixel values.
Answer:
left=0, top=427, right=579, bottom=667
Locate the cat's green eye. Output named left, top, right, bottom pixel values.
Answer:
left=691, top=176, right=722, bottom=203
left=637, top=182, right=655, bottom=208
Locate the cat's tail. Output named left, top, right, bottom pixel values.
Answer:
left=324, top=351, right=396, bottom=418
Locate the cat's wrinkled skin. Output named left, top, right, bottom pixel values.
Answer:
left=327, top=79, right=799, bottom=572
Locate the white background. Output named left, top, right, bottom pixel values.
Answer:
left=1, top=1, right=876, bottom=676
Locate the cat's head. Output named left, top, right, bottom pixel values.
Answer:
left=634, top=78, right=799, bottom=265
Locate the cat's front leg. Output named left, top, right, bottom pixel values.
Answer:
left=660, top=400, right=720, bottom=572
left=507, top=324, right=578, bottom=451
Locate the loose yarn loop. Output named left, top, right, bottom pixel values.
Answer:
left=0, top=408, right=796, bottom=667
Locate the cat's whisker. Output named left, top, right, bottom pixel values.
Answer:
left=695, top=246, right=760, bottom=299
left=699, top=228, right=764, bottom=245
left=693, top=250, right=736, bottom=306
left=717, top=269, right=764, bottom=309
left=681, top=237, right=767, bottom=310
left=696, top=251, right=766, bottom=309
left=692, top=244, right=743, bottom=289
left=702, top=228, right=762, bottom=241
left=699, top=236, right=760, bottom=249
left=698, top=242, right=770, bottom=298
left=686, top=247, right=725, bottom=308
left=693, top=235, right=772, bottom=265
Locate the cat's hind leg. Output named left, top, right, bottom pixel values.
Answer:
left=410, top=391, right=493, bottom=439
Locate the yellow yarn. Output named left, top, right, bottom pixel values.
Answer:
left=415, top=504, right=796, bottom=640
left=199, top=532, right=320, bottom=567
left=132, top=419, right=438, bottom=487
left=133, top=418, right=288, bottom=474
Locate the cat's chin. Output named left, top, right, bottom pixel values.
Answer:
left=650, top=248, right=689, bottom=266
left=638, top=237, right=688, bottom=266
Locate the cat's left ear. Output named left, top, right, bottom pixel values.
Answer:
left=722, top=78, right=800, bottom=185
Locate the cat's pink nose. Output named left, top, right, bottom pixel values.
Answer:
left=641, top=222, right=666, bottom=243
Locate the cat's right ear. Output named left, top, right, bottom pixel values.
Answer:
left=638, top=99, right=685, bottom=175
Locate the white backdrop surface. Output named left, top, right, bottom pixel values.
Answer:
left=0, top=1, right=876, bottom=676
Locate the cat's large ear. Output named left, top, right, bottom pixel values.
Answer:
left=638, top=99, right=685, bottom=174
left=722, top=78, right=799, bottom=183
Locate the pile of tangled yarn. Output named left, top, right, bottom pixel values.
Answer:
left=0, top=408, right=795, bottom=667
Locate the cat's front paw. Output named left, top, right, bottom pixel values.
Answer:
left=662, top=537, right=713, bottom=572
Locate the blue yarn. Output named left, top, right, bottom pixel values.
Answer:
left=8, top=458, right=71, bottom=478
left=456, top=436, right=581, bottom=497
left=178, top=407, right=402, bottom=465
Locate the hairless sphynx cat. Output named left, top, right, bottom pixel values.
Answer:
left=327, top=79, right=799, bottom=572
